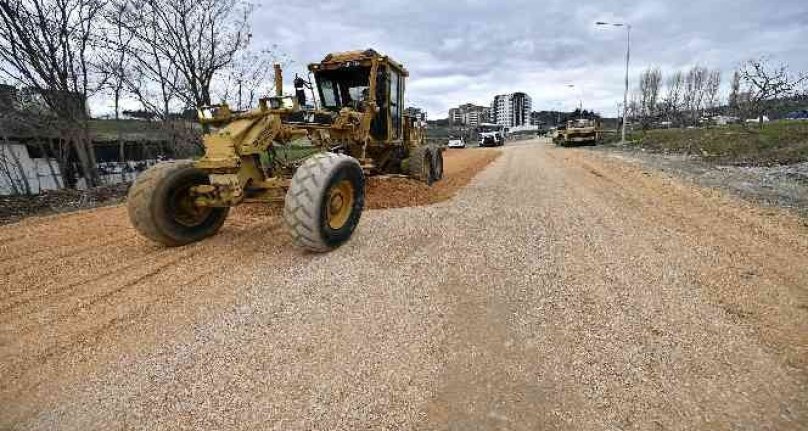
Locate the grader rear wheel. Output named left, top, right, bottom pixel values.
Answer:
left=127, top=161, right=229, bottom=246
left=283, top=152, right=365, bottom=252
left=431, top=146, right=444, bottom=181
left=409, top=145, right=434, bottom=185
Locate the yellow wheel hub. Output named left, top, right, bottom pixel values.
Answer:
left=326, top=179, right=354, bottom=230
left=172, top=187, right=211, bottom=227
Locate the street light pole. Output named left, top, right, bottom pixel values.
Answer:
left=596, top=21, right=631, bottom=145
left=622, top=25, right=630, bottom=145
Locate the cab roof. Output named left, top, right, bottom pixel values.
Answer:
left=308, top=49, right=408, bottom=77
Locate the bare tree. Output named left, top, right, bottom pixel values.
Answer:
left=0, top=0, right=105, bottom=188
left=737, top=57, right=808, bottom=128
left=219, top=46, right=289, bottom=111
left=683, top=66, right=709, bottom=125
left=728, top=70, right=741, bottom=117
left=97, top=0, right=253, bottom=157
left=638, top=67, right=662, bottom=129
left=662, top=71, right=684, bottom=125
left=118, top=0, right=251, bottom=111
left=105, top=0, right=182, bottom=121
left=704, top=70, right=721, bottom=114
left=98, top=0, right=134, bottom=163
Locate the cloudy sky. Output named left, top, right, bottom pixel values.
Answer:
left=255, top=0, right=808, bottom=119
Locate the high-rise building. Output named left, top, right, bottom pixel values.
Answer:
left=491, top=93, right=532, bottom=128
left=447, top=103, right=490, bottom=127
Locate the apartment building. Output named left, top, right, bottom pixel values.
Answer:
left=448, top=103, right=491, bottom=127
left=491, top=92, right=532, bottom=128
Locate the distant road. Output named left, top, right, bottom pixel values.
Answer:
left=2, top=139, right=806, bottom=429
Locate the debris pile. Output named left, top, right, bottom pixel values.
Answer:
left=0, top=182, right=130, bottom=225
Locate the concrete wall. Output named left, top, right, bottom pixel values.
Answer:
left=0, top=143, right=61, bottom=195
left=0, top=143, right=156, bottom=195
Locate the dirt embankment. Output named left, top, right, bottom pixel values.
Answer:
left=0, top=183, right=130, bottom=225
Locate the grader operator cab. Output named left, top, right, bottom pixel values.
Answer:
left=127, top=49, right=443, bottom=252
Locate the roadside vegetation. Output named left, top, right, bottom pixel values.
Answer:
left=611, top=121, right=808, bottom=166
left=607, top=56, right=808, bottom=166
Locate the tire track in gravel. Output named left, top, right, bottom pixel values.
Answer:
left=0, top=245, right=189, bottom=315
left=0, top=205, right=290, bottom=409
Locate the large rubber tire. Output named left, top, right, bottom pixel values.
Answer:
left=431, top=146, right=444, bottom=182
left=409, top=146, right=434, bottom=185
left=283, top=152, right=365, bottom=252
left=127, top=161, right=229, bottom=246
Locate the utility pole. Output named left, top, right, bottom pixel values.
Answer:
left=596, top=21, right=631, bottom=144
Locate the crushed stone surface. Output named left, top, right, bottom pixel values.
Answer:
left=1, top=139, right=806, bottom=430
left=598, top=148, right=808, bottom=217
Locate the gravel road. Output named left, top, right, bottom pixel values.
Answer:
left=1, top=139, right=807, bottom=429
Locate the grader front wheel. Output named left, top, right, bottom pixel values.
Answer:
left=127, top=161, right=230, bottom=246
left=283, top=152, right=366, bottom=252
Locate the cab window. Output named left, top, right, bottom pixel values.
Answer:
left=315, top=66, right=371, bottom=111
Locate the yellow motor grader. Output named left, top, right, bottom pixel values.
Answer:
left=127, top=49, right=442, bottom=251
left=553, top=118, right=602, bottom=146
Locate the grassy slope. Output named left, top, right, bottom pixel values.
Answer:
left=89, top=119, right=171, bottom=141
left=620, top=121, right=808, bottom=166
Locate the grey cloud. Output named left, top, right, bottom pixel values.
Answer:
left=254, top=0, right=808, bottom=117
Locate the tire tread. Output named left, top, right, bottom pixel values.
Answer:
left=284, top=152, right=362, bottom=252
left=127, top=161, right=193, bottom=246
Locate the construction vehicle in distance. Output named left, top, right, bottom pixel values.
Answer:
left=553, top=118, right=602, bottom=146
left=127, top=49, right=443, bottom=252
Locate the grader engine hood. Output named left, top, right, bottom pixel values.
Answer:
left=194, top=105, right=363, bottom=173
